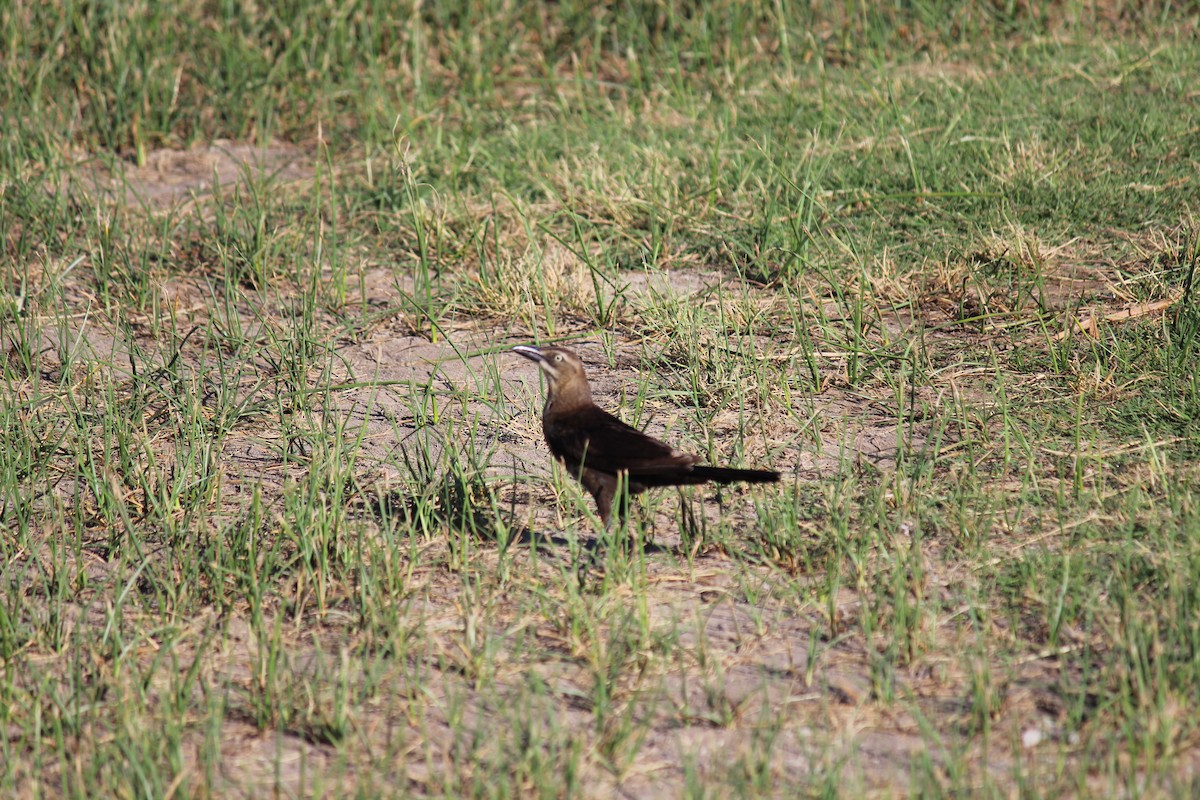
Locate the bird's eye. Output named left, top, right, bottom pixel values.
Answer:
left=554, top=354, right=562, bottom=362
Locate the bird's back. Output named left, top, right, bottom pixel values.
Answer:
left=543, top=404, right=698, bottom=478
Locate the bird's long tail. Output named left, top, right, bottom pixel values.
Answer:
left=633, top=465, right=780, bottom=487
left=689, top=466, right=780, bottom=484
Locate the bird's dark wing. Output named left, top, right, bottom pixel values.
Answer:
left=543, top=405, right=697, bottom=477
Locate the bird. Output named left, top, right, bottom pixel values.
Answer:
left=512, top=345, right=780, bottom=526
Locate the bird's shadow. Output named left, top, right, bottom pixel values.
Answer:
left=361, top=473, right=683, bottom=562
left=362, top=471, right=576, bottom=552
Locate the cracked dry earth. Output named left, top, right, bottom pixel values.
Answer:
left=15, top=145, right=1096, bottom=796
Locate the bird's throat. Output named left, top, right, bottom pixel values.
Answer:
left=545, top=381, right=593, bottom=417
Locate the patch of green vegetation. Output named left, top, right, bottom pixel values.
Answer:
left=5, top=0, right=1200, bottom=796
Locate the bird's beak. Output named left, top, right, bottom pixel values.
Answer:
left=511, top=345, right=545, bottom=363
left=512, top=345, right=557, bottom=379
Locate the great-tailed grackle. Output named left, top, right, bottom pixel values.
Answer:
left=512, top=345, right=780, bottom=525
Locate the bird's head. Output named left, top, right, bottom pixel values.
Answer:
left=512, top=345, right=592, bottom=409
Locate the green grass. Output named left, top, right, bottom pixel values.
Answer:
left=4, top=0, right=1200, bottom=796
